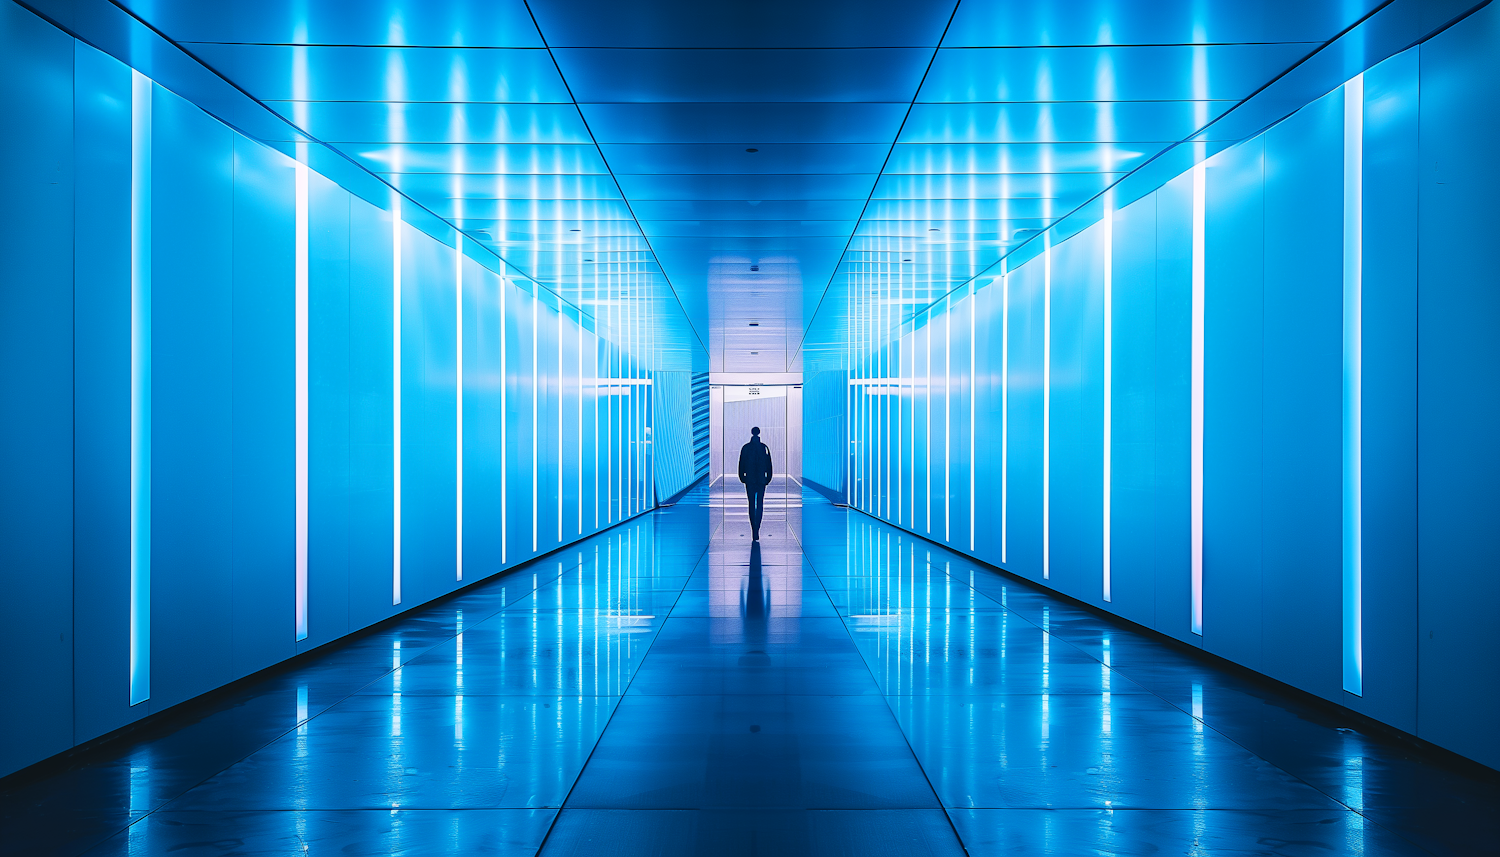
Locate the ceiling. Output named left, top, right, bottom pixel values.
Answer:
left=114, top=0, right=1390, bottom=373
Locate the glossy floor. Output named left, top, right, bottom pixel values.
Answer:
left=2, top=484, right=1496, bottom=856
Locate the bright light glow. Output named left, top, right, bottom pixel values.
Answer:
left=970, top=284, right=977, bottom=552
left=532, top=296, right=539, bottom=551
left=1190, top=162, right=1206, bottom=636
left=1001, top=262, right=1010, bottom=564
left=944, top=303, right=951, bottom=542
left=455, top=241, right=464, bottom=582
left=392, top=196, right=403, bottom=605
left=500, top=277, right=508, bottom=564
left=1342, top=74, right=1365, bottom=696
left=129, top=70, right=152, bottom=706
left=1102, top=196, right=1113, bottom=603
left=1043, top=236, right=1052, bottom=580
left=295, top=163, right=310, bottom=637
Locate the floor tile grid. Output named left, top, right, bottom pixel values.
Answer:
left=527, top=515, right=721, bottom=854
left=785, top=502, right=976, bottom=856
left=65, top=514, right=682, bottom=854
left=816, top=500, right=1447, bottom=856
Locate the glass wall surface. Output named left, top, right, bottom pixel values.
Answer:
left=819, top=5, right=1500, bottom=770
left=0, top=0, right=701, bottom=778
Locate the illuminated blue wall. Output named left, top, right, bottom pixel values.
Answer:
left=839, top=6, right=1500, bottom=769
left=0, top=1, right=682, bottom=778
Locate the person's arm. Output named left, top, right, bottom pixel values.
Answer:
left=738, top=446, right=748, bottom=483
left=765, top=448, right=774, bottom=483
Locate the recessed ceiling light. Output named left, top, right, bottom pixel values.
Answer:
left=584, top=259, right=593, bottom=262
left=928, top=227, right=941, bottom=232
left=570, top=228, right=581, bottom=232
left=902, top=258, right=911, bottom=262
left=750, top=351, right=759, bottom=355
left=748, top=322, right=760, bottom=327
left=745, top=148, right=759, bottom=153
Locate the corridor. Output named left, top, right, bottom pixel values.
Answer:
left=3, top=484, right=1493, bottom=856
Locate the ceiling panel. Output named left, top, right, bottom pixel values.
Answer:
left=920, top=44, right=1316, bottom=102
left=601, top=143, right=889, bottom=175
left=553, top=49, right=931, bottom=103
left=579, top=102, right=907, bottom=144
left=901, top=101, right=1237, bottom=144
left=262, top=102, right=592, bottom=144
left=942, top=0, right=1383, bottom=47
left=614, top=174, right=878, bottom=201
left=187, top=45, right=569, bottom=102
left=120, top=0, right=544, bottom=46
left=528, top=0, right=954, bottom=47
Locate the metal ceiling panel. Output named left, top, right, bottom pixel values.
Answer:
left=527, top=0, right=954, bottom=48
left=579, top=102, right=908, bottom=144
left=552, top=48, right=931, bottom=103
left=186, top=45, right=569, bottom=102
left=920, top=44, right=1318, bottom=103
left=118, top=0, right=545, bottom=46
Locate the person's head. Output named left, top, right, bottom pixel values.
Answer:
left=750, top=426, right=761, bottom=440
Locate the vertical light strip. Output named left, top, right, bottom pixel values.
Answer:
left=392, top=196, right=403, bottom=605
left=577, top=313, right=584, bottom=534
left=1190, top=161, right=1206, bottom=636
left=944, top=303, right=951, bottom=542
left=1342, top=74, right=1365, bottom=696
left=129, top=71, right=152, bottom=706
left=532, top=296, right=539, bottom=551
left=500, top=277, right=508, bottom=564
left=969, top=283, right=976, bottom=552
left=557, top=309, right=564, bottom=541
left=1000, top=262, right=1009, bottom=564
left=295, top=163, right=310, bottom=637
left=1102, top=195, right=1114, bottom=603
left=1043, top=235, right=1052, bottom=579
left=455, top=241, right=464, bottom=581
left=925, top=321, right=932, bottom=535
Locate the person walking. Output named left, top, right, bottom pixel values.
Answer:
left=737, top=427, right=774, bottom=540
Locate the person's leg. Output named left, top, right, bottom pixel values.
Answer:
left=749, top=486, right=764, bottom=532
left=746, top=483, right=759, bottom=530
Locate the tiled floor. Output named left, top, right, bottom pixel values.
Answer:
left=2, top=482, right=1497, bottom=856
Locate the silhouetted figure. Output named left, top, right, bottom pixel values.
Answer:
left=738, top=426, right=773, bottom=540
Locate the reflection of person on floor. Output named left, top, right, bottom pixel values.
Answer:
left=737, top=426, right=773, bottom=540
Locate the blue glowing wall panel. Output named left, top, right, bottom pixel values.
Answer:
left=230, top=134, right=296, bottom=676
left=149, top=83, right=236, bottom=710
left=307, top=173, right=354, bottom=647
left=1201, top=136, right=1265, bottom=669
left=344, top=195, right=396, bottom=632
left=0, top=0, right=75, bottom=775
left=71, top=43, right=135, bottom=745
left=1260, top=90, right=1343, bottom=694
left=1107, top=194, right=1159, bottom=625
left=1415, top=5, right=1500, bottom=767
left=400, top=223, right=458, bottom=607
left=1357, top=50, right=1419, bottom=732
